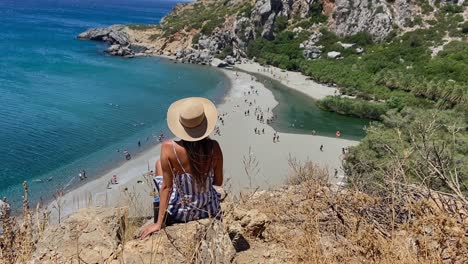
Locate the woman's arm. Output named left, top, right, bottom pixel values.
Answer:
left=140, top=142, right=173, bottom=239
left=213, top=141, right=223, bottom=186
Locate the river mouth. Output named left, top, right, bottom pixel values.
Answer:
left=245, top=72, right=369, bottom=141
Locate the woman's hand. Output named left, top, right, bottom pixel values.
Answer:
left=139, top=223, right=162, bottom=240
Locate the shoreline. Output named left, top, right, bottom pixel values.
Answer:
left=48, top=59, right=359, bottom=222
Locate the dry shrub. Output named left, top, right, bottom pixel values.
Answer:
left=0, top=181, right=49, bottom=264
left=239, top=160, right=467, bottom=263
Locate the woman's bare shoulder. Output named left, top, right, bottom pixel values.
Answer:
left=160, top=140, right=174, bottom=155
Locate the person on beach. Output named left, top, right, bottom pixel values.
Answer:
left=140, top=97, right=223, bottom=239
left=112, top=175, right=118, bottom=184
left=138, top=140, right=141, bottom=147
left=320, top=145, right=324, bottom=152
left=334, top=169, right=338, bottom=177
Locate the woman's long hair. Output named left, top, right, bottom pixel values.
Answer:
left=180, top=137, right=214, bottom=190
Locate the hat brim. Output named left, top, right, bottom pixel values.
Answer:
left=167, top=97, right=218, bottom=142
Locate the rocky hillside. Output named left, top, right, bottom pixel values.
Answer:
left=26, top=178, right=468, bottom=263
left=79, top=0, right=466, bottom=62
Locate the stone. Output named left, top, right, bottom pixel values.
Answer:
left=211, top=58, right=229, bottom=68
left=339, top=42, right=355, bottom=49
left=332, top=0, right=396, bottom=41
left=225, top=55, right=236, bottom=65
left=292, top=26, right=304, bottom=33
left=327, top=51, right=341, bottom=59
left=261, top=13, right=276, bottom=40
left=129, top=44, right=148, bottom=54
left=356, top=47, right=364, bottom=54
left=108, top=31, right=129, bottom=45
left=31, top=208, right=124, bottom=263
left=77, top=25, right=125, bottom=41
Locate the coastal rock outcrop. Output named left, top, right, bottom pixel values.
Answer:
left=78, top=25, right=141, bottom=57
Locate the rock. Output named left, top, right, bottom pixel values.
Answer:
left=107, top=44, right=120, bottom=53
left=356, top=47, right=364, bottom=54
left=31, top=208, right=236, bottom=264
left=339, top=42, right=355, bottom=49
left=198, top=38, right=211, bottom=50
left=292, top=26, right=304, bottom=33
left=235, top=209, right=269, bottom=237
left=300, top=32, right=323, bottom=59
left=291, top=0, right=314, bottom=19
left=261, top=13, right=276, bottom=40
left=211, top=58, right=229, bottom=68
left=225, top=55, right=236, bottom=65
left=332, top=0, right=396, bottom=41
left=31, top=208, right=124, bottom=263
left=77, top=25, right=125, bottom=41
left=129, top=44, right=148, bottom=54
left=327, top=51, right=341, bottom=59
left=108, top=31, right=129, bottom=46
left=124, top=219, right=236, bottom=264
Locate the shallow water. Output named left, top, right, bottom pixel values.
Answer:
left=248, top=73, right=369, bottom=141
left=0, top=0, right=228, bottom=207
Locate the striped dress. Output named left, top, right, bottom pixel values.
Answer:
left=153, top=141, right=221, bottom=222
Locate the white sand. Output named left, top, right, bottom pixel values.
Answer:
left=235, top=61, right=337, bottom=100
left=49, top=66, right=358, bottom=222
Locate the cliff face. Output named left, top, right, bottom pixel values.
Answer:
left=77, top=0, right=450, bottom=61
left=78, top=0, right=467, bottom=66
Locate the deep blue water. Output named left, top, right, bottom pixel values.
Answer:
left=0, top=0, right=228, bottom=207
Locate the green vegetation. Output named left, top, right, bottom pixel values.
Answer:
left=346, top=108, right=467, bottom=195
left=247, top=11, right=467, bottom=120
left=317, top=97, right=389, bottom=120
left=128, top=24, right=159, bottom=30
left=160, top=1, right=232, bottom=37
left=201, top=17, right=226, bottom=35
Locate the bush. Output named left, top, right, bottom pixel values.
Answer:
left=274, top=16, right=288, bottom=33
left=317, top=96, right=388, bottom=120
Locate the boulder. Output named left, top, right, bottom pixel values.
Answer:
left=31, top=208, right=124, bottom=263
left=339, top=42, right=355, bottom=49
left=129, top=44, right=148, bottom=54
left=225, top=55, right=236, bottom=65
left=327, top=51, right=341, bottom=59
left=31, top=208, right=237, bottom=264
left=108, top=31, right=129, bottom=46
left=211, top=58, right=229, bottom=68
left=261, top=13, right=276, bottom=40
left=332, top=0, right=394, bottom=41
left=77, top=25, right=125, bottom=42
left=124, top=219, right=236, bottom=264
left=292, top=27, right=304, bottom=33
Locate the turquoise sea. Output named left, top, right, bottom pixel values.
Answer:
left=0, top=0, right=228, bottom=207
left=0, top=0, right=368, bottom=209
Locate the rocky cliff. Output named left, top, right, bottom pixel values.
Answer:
left=77, top=0, right=465, bottom=64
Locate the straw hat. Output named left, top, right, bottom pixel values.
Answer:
left=167, top=97, right=218, bottom=142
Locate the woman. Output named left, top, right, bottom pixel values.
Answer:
left=140, top=97, right=223, bottom=239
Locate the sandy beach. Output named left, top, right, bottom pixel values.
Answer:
left=49, top=64, right=358, bottom=222
left=235, top=61, right=337, bottom=100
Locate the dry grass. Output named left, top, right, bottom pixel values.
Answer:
left=1, top=151, right=466, bottom=263
left=0, top=181, right=48, bottom=264
left=238, top=160, right=467, bottom=263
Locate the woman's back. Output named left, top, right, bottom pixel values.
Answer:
left=159, top=139, right=223, bottom=222
left=140, top=97, right=223, bottom=239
